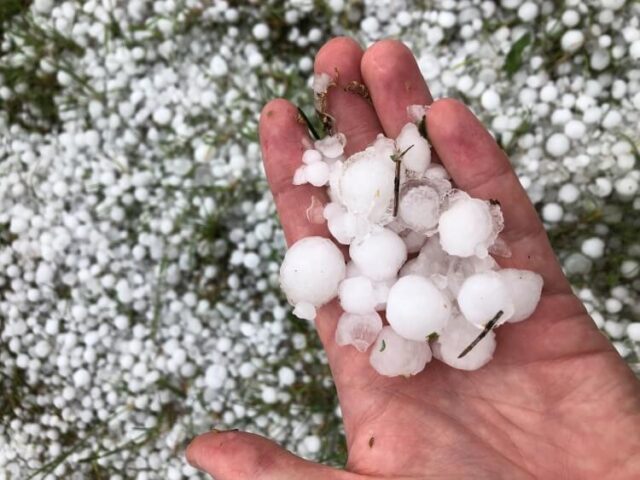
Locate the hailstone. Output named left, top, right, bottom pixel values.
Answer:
left=395, top=122, right=431, bottom=174
left=386, top=275, right=452, bottom=341
left=432, top=313, right=496, bottom=371
left=280, top=236, right=346, bottom=309
left=498, top=269, right=543, bottom=323
left=369, top=326, right=432, bottom=377
left=338, top=276, right=377, bottom=314
left=457, top=271, right=515, bottom=327
left=350, top=228, right=407, bottom=281
left=335, top=312, right=383, bottom=352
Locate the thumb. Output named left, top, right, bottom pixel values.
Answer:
left=185, top=430, right=358, bottom=480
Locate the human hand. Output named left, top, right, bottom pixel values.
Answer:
left=186, top=37, right=640, bottom=479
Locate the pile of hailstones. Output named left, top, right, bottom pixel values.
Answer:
left=279, top=99, right=543, bottom=376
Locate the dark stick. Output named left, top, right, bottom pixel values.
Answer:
left=297, top=106, right=320, bottom=140
left=458, top=310, right=504, bottom=359
left=391, top=144, right=414, bottom=217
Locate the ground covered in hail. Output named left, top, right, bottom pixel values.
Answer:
left=1, top=0, right=639, bottom=478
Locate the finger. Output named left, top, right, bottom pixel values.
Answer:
left=186, top=430, right=358, bottom=480
left=361, top=39, right=433, bottom=137
left=259, top=100, right=367, bottom=370
left=426, top=98, right=571, bottom=294
left=314, top=37, right=383, bottom=155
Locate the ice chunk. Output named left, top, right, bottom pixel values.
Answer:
left=302, top=149, right=323, bottom=165
left=293, top=302, right=316, bottom=321
left=398, top=181, right=441, bottom=234
left=314, top=133, right=346, bottom=159
left=406, top=104, right=428, bottom=123
left=432, top=313, right=496, bottom=371
left=292, top=165, right=307, bottom=185
left=386, top=275, right=452, bottom=341
left=395, top=122, right=431, bottom=174
left=350, top=228, right=407, bottom=281
left=335, top=312, right=383, bottom=352
left=305, top=161, right=330, bottom=187
left=425, top=163, right=450, bottom=181
left=445, top=255, right=499, bottom=297
left=280, top=236, right=345, bottom=306
left=438, top=192, right=502, bottom=258
left=399, top=229, right=427, bottom=254
left=369, top=326, right=432, bottom=377
left=313, top=72, right=334, bottom=94
left=498, top=269, right=543, bottom=323
left=457, top=271, right=514, bottom=327
left=338, top=276, right=377, bottom=314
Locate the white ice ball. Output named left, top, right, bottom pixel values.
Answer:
left=561, top=30, right=585, bottom=53
left=305, top=161, right=330, bottom=187
left=432, top=313, right=496, bottom=371
left=545, top=133, right=570, bottom=157
left=498, top=269, right=543, bottom=323
left=398, top=182, right=440, bottom=234
left=280, top=236, right=346, bottom=306
left=395, top=122, right=431, bottom=174
left=369, top=326, right=432, bottom=377
left=335, top=311, right=383, bottom=352
left=338, top=276, right=377, bottom=314
left=457, top=271, right=515, bottom=327
left=350, top=228, right=407, bottom=281
left=386, top=275, right=452, bottom=341
left=438, top=196, right=497, bottom=257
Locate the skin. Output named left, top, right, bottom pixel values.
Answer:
left=186, top=38, right=640, bottom=480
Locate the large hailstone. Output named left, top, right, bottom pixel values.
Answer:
left=438, top=192, right=503, bottom=258
left=279, top=237, right=346, bottom=311
left=338, top=136, right=396, bottom=223
left=457, top=271, right=514, bottom=327
left=350, top=228, right=407, bottom=281
left=498, top=269, right=543, bottom=323
left=432, top=313, right=496, bottom=371
left=398, top=181, right=441, bottom=235
left=369, top=326, right=432, bottom=377
left=386, top=275, right=451, bottom=341
left=395, top=122, right=431, bottom=174
left=335, top=311, right=383, bottom=352
left=338, top=276, right=377, bottom=314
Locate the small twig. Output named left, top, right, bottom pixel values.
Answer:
left=390, top=145, right=414, bottom=217
left=297, top=107, right=320, bottom=140
left=458, top=310, right=504, bottom=359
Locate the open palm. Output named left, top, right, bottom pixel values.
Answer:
left=187, top=38, right=640, bottom=479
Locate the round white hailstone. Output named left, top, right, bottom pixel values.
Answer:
left=438, top=11, right=456, bottom=28
left=620, top=260, right=639, bottom=278
left=630, top=40, right=640, bottom=60
left=558, top=184, right=580, bottom=204
left=590, top=49, right=610, bottom=71
left=581, top=237, right=605, bottom=259
left=481, top=89, right=501, bottom=110
left=498, top=269, right=543, bottom=323
left=33, top=0, right=54, bottom=14
left=292, top=166, right=307, bottom=185
left=561, top=30, right=585, bottom=53
left=438, top=196, right=495, bottom=257
left=605, top=298, right=623, bottom=314
left=350, top=228, right=407, bottom=281
left=564, top=119, right=586, bottom=140
left=386, top=275, right=451, bottom=341
left=243, top=252, right=260, bottom=269
left=327, top=210, right=358, bottom=245
left=615, top=177, right=638, bottom=197
left=323, top=202, right=344, bottom=220
left=457, top=272, right=515, bottom=327
left=305, top=161, right=330, bottom=187
left=542, top=202, right=563, bottom=222
left=425, top=163, right=450, bottom=180
left=432, top=313, right=496, bottom=371
left=303, top=435, right=321, bottom=454
left=361, top=16, right=380, bottom=34
left=35, top=263, right=54, bottom=284
left=73, top=369, right=91, bottom=388
left=302, top=149, right=322, bottom=165
left=210, top=55, right=228, bottom=78
left=293, top=302, right=316, bottom=321
left=280, top=236, right=346, bottom=306
left=627, top=323, right=640, bottom=342
left=252, top=23, right=270, bottom=40
left=369, top=326, right=432, bottom=377
left=395, top=122, right=431, bottom=174
left=314, top=134, right=346, bottom=159
left=335, top=311, right=383, bottom=352
left=545, top=133, right=570, bottom=157
left=278, top=367, right=296, bottom=386
left=398, top=182, right=440, bottom=234
left=261, top=386, right=278, bottom=404
left=517, top=2, right=539, bottom=21
left=152, top=107, right=172, bottom=126
left=565, top=253, right=593, bottom=275
left=205, top=364, right=228, bottom=389
left=602, top=110, right=622, bottom=130
left=601, top=0, right=625, bottom=10
left=33, top=340, right=51, bottom=358
left=338, top=276, right=377, bottom=314
left=562, top=10, right=580, bottom=27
